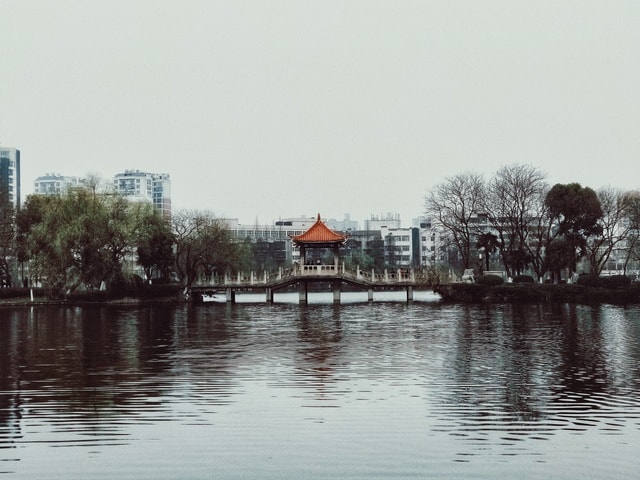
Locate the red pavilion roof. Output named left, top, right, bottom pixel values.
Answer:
left=290, top=214, right=347, bottom=244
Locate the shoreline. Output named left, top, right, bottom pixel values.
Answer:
left=2, top=284, right=640, bottom=307
left=434, top=282, right=640, bottom=305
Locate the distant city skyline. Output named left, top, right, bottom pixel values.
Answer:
left=3, top=1, right=639, bottom=225
left=29, top=164, right=413, bottom=227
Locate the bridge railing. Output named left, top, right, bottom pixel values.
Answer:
left=297, top=264, right=339, bottom=275
left=353, top=267, right=415, bottom=284
left=193, top=264, right=418, bottom=287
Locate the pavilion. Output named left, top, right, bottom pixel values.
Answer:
left=290, top=213, right=347, bottom=268
left=288, top=214, right=347, bottom=303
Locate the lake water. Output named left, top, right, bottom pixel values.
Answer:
left=2, top=292, right=640, bottom=479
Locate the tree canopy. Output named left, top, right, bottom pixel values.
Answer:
left=544, top=183, right=603, bottom=275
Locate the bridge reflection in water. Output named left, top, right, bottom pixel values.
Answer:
left=190, top=264, right=428, bottom=304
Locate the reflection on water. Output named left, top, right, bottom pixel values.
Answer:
left=1, top=298, right=640, bottom=479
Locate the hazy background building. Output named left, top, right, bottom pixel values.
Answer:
left=34, top=173, right=84, bottom=195
left=364, top=213, right=401, bottom=231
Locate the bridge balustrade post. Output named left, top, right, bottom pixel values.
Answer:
left=397, top=269, right=401, bottom=282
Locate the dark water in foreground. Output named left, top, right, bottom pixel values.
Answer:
left=1, top=292, right=640, bottom=479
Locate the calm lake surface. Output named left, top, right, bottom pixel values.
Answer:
left=2, top=291, right=640, bottom=479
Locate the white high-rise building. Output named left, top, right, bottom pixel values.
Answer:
left=113, top=170, right=171, bottom=219
left=0, top=147, right=20, bottom=209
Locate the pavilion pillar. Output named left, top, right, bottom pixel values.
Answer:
left=266, top=287, right=274, bottom=304
left=368, top=288, right=374, bottom=301
left=406, top=285, right=414, bottom=302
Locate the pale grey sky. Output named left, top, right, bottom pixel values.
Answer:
left=1, top=1, right=639, bottom=225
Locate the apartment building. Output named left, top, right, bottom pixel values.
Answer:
left=113, top=170, right=171, bottom=219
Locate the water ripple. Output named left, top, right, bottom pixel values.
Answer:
left=1, top=302, right=640, bottom=479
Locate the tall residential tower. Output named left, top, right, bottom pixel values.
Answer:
left=0, top=147, right=20, bottom=209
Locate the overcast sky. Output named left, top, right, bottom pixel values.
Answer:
left=2, top=1, right=639, bottom=225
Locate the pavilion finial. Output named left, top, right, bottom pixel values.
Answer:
left=317, top=213, right=321, bottom=221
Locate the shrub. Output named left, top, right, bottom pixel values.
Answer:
left=513, top=275, right=535, bottom=284
left=0, top=287, right=45, bottom=299
left=477, top=274, right=504, bottom=286
left=577, top=274, right=632, bottom=288
left=600, top=275, right=631, bottom=288
left=576, top=274, right=599, bottom=287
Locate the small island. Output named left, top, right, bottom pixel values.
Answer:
left=434, top=274, right=640, bottom=305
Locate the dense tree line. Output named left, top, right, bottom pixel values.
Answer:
left=15, top=191, right=173, bottom=295
left=2, top=190, right=246, bottom=297
left=425, top=164, right=640, bottom=281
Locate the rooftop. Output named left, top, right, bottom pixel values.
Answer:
left=290, top=214, right=347, bottom=244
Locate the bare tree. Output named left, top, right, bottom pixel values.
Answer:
left=483, top=164, right=549, bottom=279
left=425, top=172, right=485, bottom=272
left=584, top=187, right=634, bottom=275
left=622, top=191, right=640, bottom=273
left=172, top=210, right=237, bottom=288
